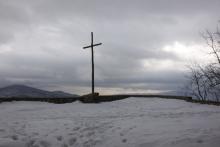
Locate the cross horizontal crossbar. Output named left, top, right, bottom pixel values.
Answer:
left=83, top=43, right=102, bottom=49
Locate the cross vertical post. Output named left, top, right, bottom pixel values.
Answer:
left=83, top=32, right=102, bottom=100
left=91, top=32, right=94, bottom=96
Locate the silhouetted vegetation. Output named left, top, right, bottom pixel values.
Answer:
left=187, top=23, right=220, bottom=101
left=1, top=95, right=220, bottom=106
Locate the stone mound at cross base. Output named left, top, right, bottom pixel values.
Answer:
left=80, top=92, right=99, bottom=103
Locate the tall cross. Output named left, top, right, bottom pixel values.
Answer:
left=83, top=32, right=102, bottom=98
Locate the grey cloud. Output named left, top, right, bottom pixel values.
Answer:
left=0, top=1, right=30, bottom=43
left=28, top=0, right=220, bottom=20
left=0, top=0, right=219, bottom=94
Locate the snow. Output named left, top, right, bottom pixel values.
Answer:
left=0, top=97, right=220, bottom=147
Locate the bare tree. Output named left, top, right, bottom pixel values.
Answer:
left=188, top=23, right=220, bottom=101
left=188, top=64, right=208, bottom=101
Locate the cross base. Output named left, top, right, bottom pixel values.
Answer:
left=80, top=92, right=99, bottom=103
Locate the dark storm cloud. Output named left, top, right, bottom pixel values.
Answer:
left=28, top=0, right=219, bottom=20
left=0, top=0, right=219, bottom=94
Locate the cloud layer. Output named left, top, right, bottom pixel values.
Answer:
left=0, top=0, right=219, bottom=94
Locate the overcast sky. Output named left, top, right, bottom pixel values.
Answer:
left=0, top=0, right=219, bottom=94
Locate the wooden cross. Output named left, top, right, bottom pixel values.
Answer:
left=83, top=32, right=102, bottom=98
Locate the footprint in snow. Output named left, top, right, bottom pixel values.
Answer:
left=56, top=136, right=63, bottom=141
left=197, top=139, right=204, bottom=143
left=26, top=139, right=36, bottom=147
left=32, top=132, right=39, bottom=136
left=79, top=134, right=84, bottom=138
left=68, top=137, right=77, bottom=146
left=39, top=140, right=51, bottom=147
left=61, top=143, right=68, bottom=147
left=72, top=127, right=80, bottom=131
left=11, top=135, right=18, bottom=140
left=86, top=131, right=95, bottom=137
left=122, top=138, right=127, bottom=143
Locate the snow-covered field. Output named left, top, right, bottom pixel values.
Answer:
left=0, top=97, right=220, bottom=147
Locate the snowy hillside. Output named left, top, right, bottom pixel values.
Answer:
left=0, top=97, right=220, bottom=147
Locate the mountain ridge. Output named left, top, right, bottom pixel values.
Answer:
left=0, top=85, right=78, bottom=98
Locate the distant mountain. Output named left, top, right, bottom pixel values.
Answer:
left=157, top=91, right=188, bottom=98
left=51, top=91, right=76, bottom=97
left=0, top=85, right=78, bottom=98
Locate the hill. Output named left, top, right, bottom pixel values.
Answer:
left=0, top=85, right=78, bottom=98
